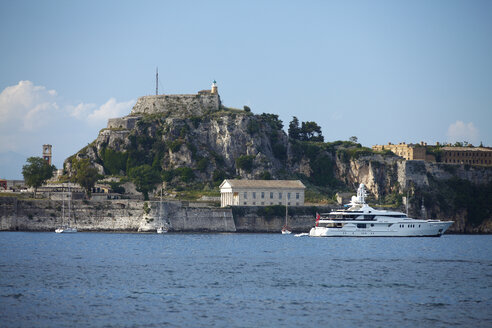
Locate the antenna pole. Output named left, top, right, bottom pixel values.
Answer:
left=406, top=189, right=409, bottom=216
left=156, top=67, right=158, bottom=95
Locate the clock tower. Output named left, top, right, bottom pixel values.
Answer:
left=42, top=144, right=52, bottom=165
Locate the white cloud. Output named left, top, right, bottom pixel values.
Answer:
left=446, top=121, right=479, bottom=144
left=87, top=98, right=135, bottom=125
left=0, top=80, right=134, bottom=160
left=0, top=80, right=58, bottom=130
left=67, top=102, right=97, bottom=120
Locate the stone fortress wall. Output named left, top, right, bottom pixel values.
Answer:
left=106, top=82, right=221, bottom=129
left=107, top=116, right=141, bottom=129
left=130, top=92, right=220, bottom=117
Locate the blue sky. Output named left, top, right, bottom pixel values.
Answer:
left=1, top=0, right=491, bottom=179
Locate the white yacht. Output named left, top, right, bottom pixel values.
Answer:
left=309, top=184, right=453, bottom=237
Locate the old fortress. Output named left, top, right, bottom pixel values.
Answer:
left=372, top=142, right=492, bottom=166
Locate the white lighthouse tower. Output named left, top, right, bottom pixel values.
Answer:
left=211, top=80, right=218, bottom=94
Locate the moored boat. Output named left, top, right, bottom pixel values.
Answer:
left=55, top=226, right=77, bottom=233
left=309, top=184, right=453, bottom=237
left=281, top=200, right=292, bottom=234
left=55, top=183, right=77, bottom=233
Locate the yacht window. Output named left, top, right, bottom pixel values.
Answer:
left=357, top=224, right=366, bottom=229
left=371, top=224, right=374, bottom=227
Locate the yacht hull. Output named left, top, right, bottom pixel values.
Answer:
left=309, top=221, right=453, bottom=237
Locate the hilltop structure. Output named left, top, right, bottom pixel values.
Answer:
left=441, top=146, right=492, bottom=165
left=129, top=81, right=220, bottom=116
left=372, top=142, right=431, bottom=161
left=373, top=142, right=492, bottom=166
left=107, top=81, right=221, bottom=130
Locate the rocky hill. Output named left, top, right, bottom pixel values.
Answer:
left=64, top=90, right=492, bottom=233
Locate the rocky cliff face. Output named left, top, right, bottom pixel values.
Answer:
left=65, top=94, right=492, bottom=233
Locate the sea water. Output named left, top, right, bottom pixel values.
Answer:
left=0, top=232, right=491, bottom=327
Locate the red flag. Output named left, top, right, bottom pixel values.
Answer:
left=315, top=212, right=320, bottom=226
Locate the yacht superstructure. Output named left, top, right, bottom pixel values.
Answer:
left=309, top=184, right=453, bottom=237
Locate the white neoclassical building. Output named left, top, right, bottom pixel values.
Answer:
left=219, top=179, right=306, bottom=207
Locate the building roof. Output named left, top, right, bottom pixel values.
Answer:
left=441, top=147, right=492, bottom=152
left=220, top=179, right=305, bottom=189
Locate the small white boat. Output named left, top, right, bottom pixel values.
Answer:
left=309, top=184, right=453, bottom=237
left=156, top=188, right=169, bottom=234
left=55, top=226, right=77, bottom=233
left=55, top=183, right=77, bottom=233
left=281, top=200, right=292, bottom=234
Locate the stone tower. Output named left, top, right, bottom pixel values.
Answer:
left=42, top=144, right=52, bottom=165
left=211, top=80, right=218, bottom=94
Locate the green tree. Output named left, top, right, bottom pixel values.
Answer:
left=101, top=148, right=127, bottom=175
left=300, top=121, right=324, bottom=142
left=288, top=116, right=301, bottom=140
left=22, top=157, right=56, bottom=197
left=235, top=155, right=255, bottom=172
left=129, top=164, right=161, bottom=200
left=72, top=158, right=102, bottom=198
left=349, top=136, right=358, bottom=143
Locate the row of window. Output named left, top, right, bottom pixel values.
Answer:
left=399, top=224, right=421, bottom=228
left=243, top=192, right=300, bottom=200
left=243, top=202, right=300, bottom=206
left=444, top=159, right=491, bottom=164
left=447, top=152, right=491, bottom=157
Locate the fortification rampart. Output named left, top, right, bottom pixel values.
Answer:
left=107, top=116, right=142, bottom=129
left=130, top=93, right=220, bottom=117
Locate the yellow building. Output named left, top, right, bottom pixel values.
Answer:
left=372, top=142, right=427, bottom=160
left=441, top=147, right=492, bottom=165
left=373, top=142, right=492, bottom=166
